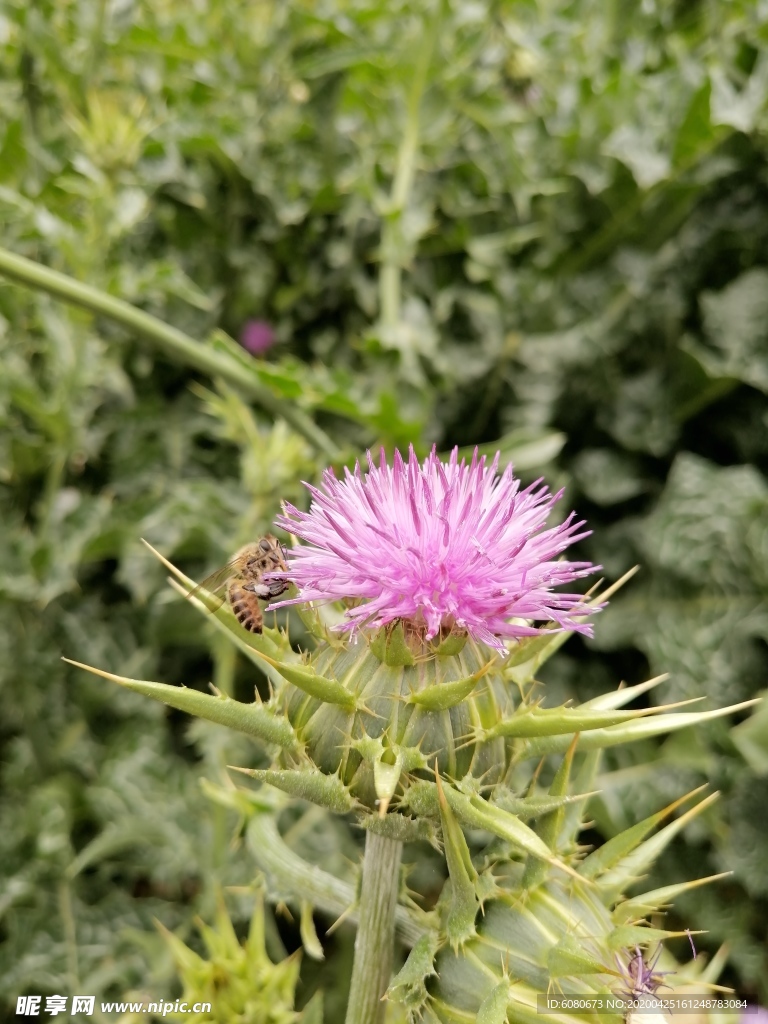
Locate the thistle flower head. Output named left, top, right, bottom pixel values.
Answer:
left=273, top=445, right=599, bottom=651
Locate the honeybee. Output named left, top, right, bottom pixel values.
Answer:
left=190, top=535, right=290, bottom=634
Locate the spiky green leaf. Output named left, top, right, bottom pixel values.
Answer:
left=403, top=780, right=573, bottom=870
left=370, top=620, right=416, bottom=665
left=477, top=980, right=511, bottom=1024
left=612, top=873, right=731, bottom=924
left=256, top=654, right=358, bottom=711
left=387, top=933, right=440, bottom=1009
left=523, top=736, right=578, bottom=889
left=374, top=752, right=404, bottom=816
left=598, top=793, right=719, bottom=896
left=520, top=700, right=759, bottom=758
left=495, top=791, right=594, bottom=821
left=608, top=925, right=694, bottom=950
left=63, top=658, right=301, bottom=750
left=230, top=766, right=357, bottom=813
left=579, top=788, right=708, bottom=880
left=436, top=774, right=480, bottom=948
left=581, top=676, right=668, bottom=712
left=407, top=661, right=492, bottom=711
left=485, top=704, right=673, bottom=740
left=547, top=935, right=609, bottom=978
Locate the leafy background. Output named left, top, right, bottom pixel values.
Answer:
left=1, top=0, right=767, bottom=1017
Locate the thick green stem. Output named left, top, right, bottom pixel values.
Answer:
left=246, top=815, right=423, bottom=946
left=0, top=246, right=340, bottom=459
left=345, top=831, right=403, bottom=1024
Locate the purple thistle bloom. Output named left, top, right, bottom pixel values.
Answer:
left=240, top=319, right=275, bottom=356
left=271, top=445, right=600, bottom=651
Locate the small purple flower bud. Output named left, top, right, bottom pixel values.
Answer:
left=240, top=320, right=275, bottom=356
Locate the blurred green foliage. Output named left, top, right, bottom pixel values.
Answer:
left=1, top=0, right=767, bottom=1015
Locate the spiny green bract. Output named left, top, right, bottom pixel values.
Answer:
left=70, top=552, right=752, bottom=1024
left=156, top=891, right=322, bottom=1024
left=386, top=753, right=724, bottom=1023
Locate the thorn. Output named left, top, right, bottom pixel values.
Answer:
left=584, top=577, right=605, bottom=599
left=592, top=565, right=640, bottom=604
left=62, top=657, right=124, bottom=683
left=433, top=761, right=450, bottom=811
left=275, top=901, right=294, bottom=923
left=465, top=765, right=500, bottom=793
left=325, top=903, right=356, bottom=936
left=552, top=856, right=590, bottom=883
left=140, top=537, right=176, bottom=574
left=355, top=699, right=380, bottom=718
left=654, top=784, right=710, bottom=820
left=453, top=728, right=481, bottom=752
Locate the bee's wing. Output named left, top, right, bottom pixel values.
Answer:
left=186, top=562, right=239, bottom=610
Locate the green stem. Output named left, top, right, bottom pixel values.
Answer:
left=58, top=880, right=108, bottom=1024
left=344, top=831, right=403, bottom=1024
left=38, top=446, right=67, bottom=546
left=83, top=0, right=108, bottom=95
left=0, top=246, right=340, bottom=460
left=378, top=9, right=438, bottom=330
left=246, top=815, right=424, bottom=946
left=58, top=881, right=80, bottom=988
